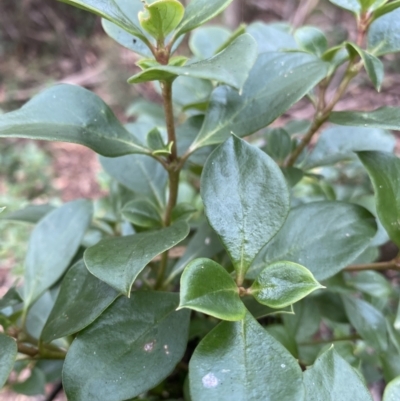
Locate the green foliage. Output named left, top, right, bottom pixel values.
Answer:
left=2, top=0, right=400, bottom=399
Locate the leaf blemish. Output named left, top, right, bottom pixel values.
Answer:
left=143, top=341, right=155, bottom=352
left=202, top=373, right=219, bottom=388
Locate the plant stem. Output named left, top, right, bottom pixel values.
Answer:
left=155, top=80, right=181, bottom=289
left=345, top=259, right=400, bottom=272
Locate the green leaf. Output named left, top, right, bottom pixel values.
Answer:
left=12, top=368, right=46, bottom=396
left=179, top=258, right=246, bottom=321
left=58, top=0, right=146, bottom=40
left=342, top=295, right=388, bottom=351
left=0, top=334, right=17, bottom=388
left=189, top=312, right=304, bottom=401
left=345, top=271, right=392, bottom=298
left=247, top=22, right=297, bottom=53
left=167, top=221, right=223, bottom=284
left=0, top=204, right=55, bottom=224
left=368, top=8, right=400, bottom=55
left=63, top=292, right=190, bottom=401
left=191, top=52, right=329, bottom=149
left=242, top=296, right=294, bottom=319
left=373, top=1, right=400, bottom=20
left=328, top=0, right=362, bottom=13
left=304, top=347, right=373, bottom=401
left=249, top=201, right=377, bottom=281
left=304, top=126, right=395, bottom=169
left=139, top=0, right=184, bottom=41
left=84, top=221, right=189, bottom=295
left=201, top=136, right=290, bottom=283
left=250, top=261, right=323, bottom=309
left=100, top=153, right=167, bottom=208
left=330, top=107, right=400, bottom=130
left=24, top=200, right=93, bottom=308
left=358, top=151, right=400, bottom=247
left=346, top=42, right=384, bottom=91
left=175, top=0, right=234, bottom=37
left=41, top=260, right=119, bottom=343
left=295, top=26, right=328, bottom=56
left=171, top=203, right=197, bottom=222
left=128, top=34, right=257, bottom=90
left=121, top=199, right=162, bottom=228
left=0, top=85, right=148, bottom=157
left=0, top=288, right=23, bottom=310
left=189, top=26, right=231, bottom=59
left=384, top=376, right=400, bottom=401
left=359, top=0, right=387, bottom=11
left=264, top=128, right=292, bottom=162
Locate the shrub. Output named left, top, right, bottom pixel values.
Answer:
left=1, top=0, right=400, bottom=400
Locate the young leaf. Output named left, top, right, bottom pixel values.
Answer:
left=24, top=200, right=93, bottom=308
left=0, top=85, right=148, bottom=157
left=58, top=0, right=147, bottom=40
left=342, top=295, right=388, bottom=351
left=100, top=153, right=168, bottom=208
left=328, top=0, right=362, bottom=13
left=373, top=0, right=400, bottom=20
left=368, top=8, right=400, bottom=55
left=0, top=334, right=17, bottom=388
left=358, top=151, right=400, bottom=247
left=84, top=221, right=190, bottom=295
left=304, top=126, right=395, bottom=169
left=138, top=0, right=184, bottom=41
left=295, top=26, right=328, bottom=56
left=189, top=312, right=305, bottom=401
left=346, top=42, right=384, bottom=91
left=128, top=34, right=258, bottom=91
left=41, top=260, right=119, bottom=343
left=201, top=136, right=290, bottom=283
left=179, top=258, right=246, bottom=321
left=304, top=347, right=373, bottom=401
left=191, top=52, right=329, bottom=149
left=174, top=0, right=234, bottom=37
left=63, top=292, right=190, bottom=401
left=264, top=128, right=292, bottom=162
left=249, top=201, right=377, bottom=281
left=384, top=376, right=400, bottom=401
left=250, top=261, right=323, bottom=309
left=121, top=199, right=162, bottom=228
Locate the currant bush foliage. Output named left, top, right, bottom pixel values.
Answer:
left=1, top=0, right=400, bottom=399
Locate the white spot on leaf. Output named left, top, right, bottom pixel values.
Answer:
left=144, top=341, right=155, bottom=352
left=202, top=373, right=219, bottom=388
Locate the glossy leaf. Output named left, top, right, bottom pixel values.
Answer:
left=249, top=201, right=377, bottom=281
left=250, top=261, right=323, bottom=309
left=330, top=107, right=400, bottom=130
left=384, top=376, right=400, bottom=401
left=41, top=260, right=119, bottom=343
left=100, top=153, right=167, bottom=208
left=358, top=151, right=400, bottom=247
left=63, top=292, right=190, bottom=401
left=0, top=334, right=17, bottom=388
left=329, top=0, right=361, bottom=13
left=247, top=22, right=297, bottom=53
left=24, top=199, right=93, bottom=307
left=342, top=295, right=388, bottom=351
left=346, top=42, right=384, bottom=91
left=304, top=347, right=373, bottom=401
left=121, top=199, right=162, bottom=228
left=179, top=258, right=246, bottom=321
left=189, top=312, right=304, bottom=401
left=368, top=8, right=400, bottom=55
left=191, top=52, right=329, bottom=149
left=175, top=0, right=234, bottom=37
left=84, top=221, right=189, bottom=295
left=0, top=84, right=148, bottom=157
left=295, top=26, right=328, bottom=56
left=128, top=34, right=257, bottom=90
left=304, top=126, right=395, bottom=169
left=189, top=26, right=231, bottom=59
left=167, top=221, right=224, bottom=284
left=201, top=136, right=290, bottom=283
left=59, top=0, right=146, bottom=40
left=138, top=0, right=184, bottom=41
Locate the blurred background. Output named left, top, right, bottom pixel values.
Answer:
left=0, top=1, right=399, bottom=399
